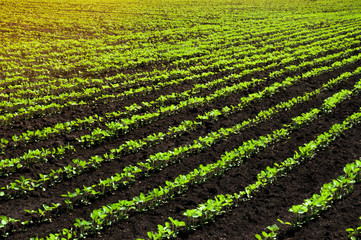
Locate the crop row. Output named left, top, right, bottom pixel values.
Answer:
left=2, top=39, right=360, bottom=157
left=256, top=156, right=361, bottom=239
left=2, top=18, right=359, bottom=98
left=2, top=59, right=361, bottom=199
left=144, top=101, right=361, bottom=239
left=21, top=77, right=361, bottom=239
left=1, top=20, right=360, bottom=127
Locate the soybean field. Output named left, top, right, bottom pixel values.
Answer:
left=1, top=0, right=361, bottom=239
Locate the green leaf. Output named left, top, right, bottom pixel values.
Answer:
left=255, top=233, right=263, bottom=240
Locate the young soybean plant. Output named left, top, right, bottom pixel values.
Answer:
left=254, top=224, right=280, bottom=240
left=0, top=215, right=27, bottom=238
left=138, top=217, right=186, bottom=240
left=346, top=217, right=361, bottom=240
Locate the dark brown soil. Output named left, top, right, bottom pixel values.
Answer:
left=1, top=54, right=361, bottom=240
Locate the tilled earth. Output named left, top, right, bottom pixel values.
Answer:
left=1, top=56, right=361, bottom=240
